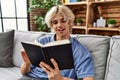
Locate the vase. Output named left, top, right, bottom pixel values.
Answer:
left=108, top=24, right=115, bottom=28
left=77, top=23, right=82, bottom=26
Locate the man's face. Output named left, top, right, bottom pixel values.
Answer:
left=51, top=14, right=70, bottom=38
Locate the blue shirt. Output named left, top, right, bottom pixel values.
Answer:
left=28, top=34, right=94, bottom=79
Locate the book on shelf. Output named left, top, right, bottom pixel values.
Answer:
left=21, top=39, right=74, bottom=70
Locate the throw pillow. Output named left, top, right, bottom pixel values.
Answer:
left=13, top=31, right=48, bottom=67
left=74, top=35, right=110, bottom=80
left=0, top=30, right=14, bottom=67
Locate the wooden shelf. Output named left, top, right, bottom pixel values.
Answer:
left=63, top=1, right=87, bottom=5
left=88, top=27, right=120, bottom=31
left=72, top=26, right=87, bottom=29
left=90, top=0, right=120, bottom=4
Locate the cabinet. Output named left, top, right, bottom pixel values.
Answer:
left=62, top=0, right=120, bottom=36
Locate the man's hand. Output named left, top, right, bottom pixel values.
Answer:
left=21, top=50, right=31, bottom=64
left=20, top=50, right=31, bottom=75
left=83, top=77, right=94, bottom=80
left=39, top=58, right=72, bottom=80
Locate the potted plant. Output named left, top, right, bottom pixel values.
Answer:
left=107, top=19, right=116, bottom=28
left=29, top=0, right=61, bottom=32
left=76, top=19, right=83, bottom=26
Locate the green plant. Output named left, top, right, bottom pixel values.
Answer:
left=29, top=0, right=61, bottom=32
left=107, top=19, right=116, bottom=24
left=33, top=15, right=50, bottom=32
left=76, top=19, right=83, bottom=23
left=77, top=0, right=81, bottom=2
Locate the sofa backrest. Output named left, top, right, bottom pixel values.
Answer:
left=105, top=36, right=120, bottom=80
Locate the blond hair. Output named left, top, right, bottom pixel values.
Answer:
left=45, top=5, right=75, bottom=30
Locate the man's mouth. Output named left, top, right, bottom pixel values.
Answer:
left=57, top=28, right=65, bottom=32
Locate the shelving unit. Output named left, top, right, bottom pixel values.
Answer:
left=62, top=0, right=120, bottom=36
left=62, top=0, right=88, bottom=34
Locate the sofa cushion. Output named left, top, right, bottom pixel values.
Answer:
left=13, top=31, right=47, bottom=67
left=0, top=30, right=14, bottom=67
left=105, top=36, right=120, bottom=80
left=73, top=35, right=110, bottom=80
left=0, top=67, right=22, bottom=80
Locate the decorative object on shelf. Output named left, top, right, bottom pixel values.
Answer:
left=93, top=22, right=97, bottom=27
left=76, top=19, right=83, bottom=26
left=77, top=0, right=81, bottom=1
left=65, top=0, right=70, bottom=3
left=95, top=0, right=100, bottom=1
left=70, top=0, right=81, bottom=2
left=96, top=6, right=106, bottom=27
left=107, top=19, right=116, bottom=28
left=96, top=17, right=106, bottom=27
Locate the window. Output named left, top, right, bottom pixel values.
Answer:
left=0, top=0, right=29, bottom=32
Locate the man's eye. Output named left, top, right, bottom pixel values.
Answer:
left=61, top=18, right=67, bottom=23
left=52, top=20, right=58, bottom=24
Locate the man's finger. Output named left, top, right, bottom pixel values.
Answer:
left=21, top=50, right=31, bottom=63
left=39, top=61, right=54, bottom=74
left=50, top=58, right=59, bottom=70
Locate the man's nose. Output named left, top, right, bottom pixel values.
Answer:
left=57, top=21, right=62, bottom=26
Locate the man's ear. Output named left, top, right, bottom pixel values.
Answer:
left=68, top=20, right=72, bottom=26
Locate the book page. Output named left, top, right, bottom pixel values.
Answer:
left=34, top=40, right=43, bottom=46
left=22, top=41, right=44, bottom=47
left=22, top=39, right=70, bottom=48
left=44, top=39, right=70, bottom=47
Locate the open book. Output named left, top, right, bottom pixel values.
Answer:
left=21, top=39, right=74, bottom=70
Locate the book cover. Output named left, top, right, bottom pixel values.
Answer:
left=21, top=40, right=74, bottom=70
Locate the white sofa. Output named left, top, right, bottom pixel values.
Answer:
left=0, top=30, right=120, bottom=80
